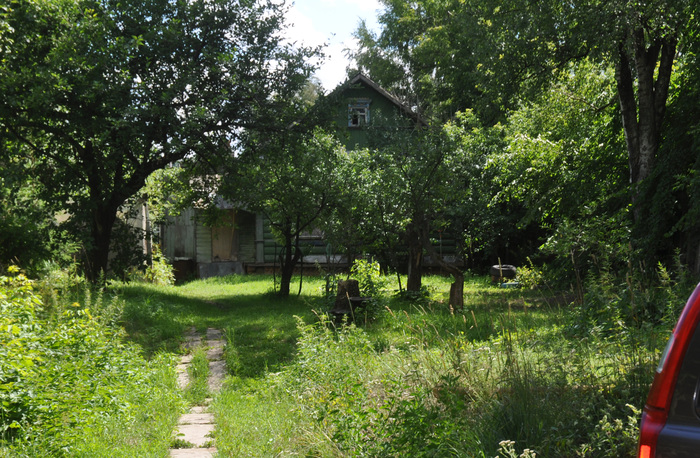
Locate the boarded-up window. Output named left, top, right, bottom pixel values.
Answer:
left=163, top=208, right=196, bottom=260
left=211, top=210, right=236, bottom=261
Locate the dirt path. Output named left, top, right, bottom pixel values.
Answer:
left=170, top=327, right=226, bottom=457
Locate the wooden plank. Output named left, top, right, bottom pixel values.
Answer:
left=237, top=210, right=256, bottom=262
left=211, top=210, right=235, bottom=261
left=195, top=218, right=211, bottom=263
left=163, top=208, right=196, bottom=260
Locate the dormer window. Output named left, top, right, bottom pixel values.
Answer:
left=348, top=99, right=371, bottom=127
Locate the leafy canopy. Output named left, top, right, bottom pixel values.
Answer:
left=0, top=0, right=318, bottom=277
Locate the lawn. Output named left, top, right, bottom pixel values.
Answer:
left=116, top=272, right=665, bottom=457
left=2, top=269, right=676, bottom=456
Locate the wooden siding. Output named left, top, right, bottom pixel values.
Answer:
left=195, top=218, right=211, bottom=263
left=162, top=208, right=196, bottom=260
left=334, top=75, right=419, bottom=150
left=211, top=210, right=235, bottom=261
left=237, top=210, right=257, bottom=262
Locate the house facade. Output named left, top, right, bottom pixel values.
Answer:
left=159, top=73, right=432, bottom=279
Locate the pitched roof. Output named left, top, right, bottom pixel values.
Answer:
left=334, top=73, right=428, bottom=127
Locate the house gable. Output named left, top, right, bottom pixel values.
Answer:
left=330, top=73, right=427, bottom=149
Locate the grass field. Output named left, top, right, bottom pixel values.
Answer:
left=115, top=272, right=669, bottom=456
left=2, top=269, right=682, bottom=456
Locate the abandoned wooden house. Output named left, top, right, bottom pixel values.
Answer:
left=158, top=73, right=444, bottom=280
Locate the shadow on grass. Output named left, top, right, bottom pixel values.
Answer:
left=113, top=279, right=324, bottom=374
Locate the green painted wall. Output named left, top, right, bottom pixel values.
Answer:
left=334, top=82, right=414, bottom=149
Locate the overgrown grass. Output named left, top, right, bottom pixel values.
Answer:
left=192, top=272, right=673, bottom=456
left=184, top=347, right=210, bottom=405
left=2, top=266, right=687, bottom=456
left=0, top=268, right=184, bottom=457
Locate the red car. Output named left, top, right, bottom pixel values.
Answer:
left=638, top=284, right=700, bottom=457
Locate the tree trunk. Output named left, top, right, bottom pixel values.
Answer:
left=86, top=206, right=118, bottom=281
left=277, top=232, right=301, bottom=297
left=279, top=262, right=293, bottom=297
left=406, top=240, right=423, bottom=292
left=422, top=234, right=464, bottom=310
left=615, top=32, right=677, bottom=222
left=449, top=278, right=464, bottom=311
left=334, top=279, right=361, bottom=310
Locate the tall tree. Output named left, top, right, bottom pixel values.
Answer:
left=479, top=0, right=691, bottom=198
left=351, top=0, right=695, bottom=197
left=223, top=128, right=344, bottom=297
left=349, top=0, right=485, bottom=122
left=0, top=0, right=316, bottom=279
left=345, top=124, right=467, bottom=302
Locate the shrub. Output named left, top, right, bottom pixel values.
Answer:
left=0, top=267, right=182, bottom=456
left=516, top=259, right=545, bottom=289
left=128, top=245, right=175, bottom=286
left=350, top=259, right=386, bottom=297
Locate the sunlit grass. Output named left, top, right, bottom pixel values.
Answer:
left=107, top=272, right=661, bottom=456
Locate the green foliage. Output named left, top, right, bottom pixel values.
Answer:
left=222, top=128, right=345, bottom=296
left=497, top=440, right=538, bottom=458
left=333, top=123, right=471, bottom=291
left=516, top=260, right=545, bottom=290
left=121, top=295, right=183, bottom=355
left=0, top=267, right=182, bottom=455
left=0, top=174, right=54, bottom=270
left=350, top=259, right=386, bottom=298
left=568, top=261, right=696, bottom=337
left=348, top=0, right=698, bottom=283
left=212, top=377, right=341, bottom=457
left=102, top=273, right=669, bottom=456
left=247, top=274, right=658, bottom=456
left=223, top=327, right=242, bottom=377
left=128, top=245, right=175, bottom=286
left=540, top=207, right=631, bottom=288
left=578, top=404, right=641, bottom=457
left=486, top=59, right=628, bottom=278
left=0, top=0, right=319, bottom=279
left=348, top=0, right=489, bottom=122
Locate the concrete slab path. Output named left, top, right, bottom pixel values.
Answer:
left=170, top=327, right=227, bottom=457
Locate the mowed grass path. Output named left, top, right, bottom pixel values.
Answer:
left=116, top=275, right=326, bottom=375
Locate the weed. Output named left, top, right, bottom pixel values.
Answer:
left=170, top=437, right=195, bottom=449
left=127, top=244, right=175, bottom=286
left=3, top=270, right=670, bottom=456
left=223, top=326, right=242, bottom=376
left=0, top=267, right=182, bottom=456
left=184, top=347, right=210, bottom=405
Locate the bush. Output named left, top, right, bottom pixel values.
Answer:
left=128, top=245, right=175, bottom=286
left=0, top=267, right=182, bottom=456
left=516, top=260, right=545, bottom=289
left=350, top=259, right=386, bottom=297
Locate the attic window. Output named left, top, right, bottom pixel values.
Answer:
left=348, top=99, right=371, bottom=127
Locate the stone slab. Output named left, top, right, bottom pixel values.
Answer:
left=172, top=423, right=215, bottom=447
left=208, top=360, right=227, bottom=392
left=176, top=364, right=190, bottom=390
left=169, top=447, right=216, bottom=457
left=178, top=413, right=215, bottom=425
left=206, top=328, right=223, bottom=339
left=206, top=344, right=225, bottom=360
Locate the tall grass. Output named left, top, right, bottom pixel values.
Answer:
left=201, top=273, right=669, bottom=456
left=2, top=266, right=679, bottom=456
left=0, top=267, right=184, bottom=457
left=184, top=347, right=210, bottom=405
